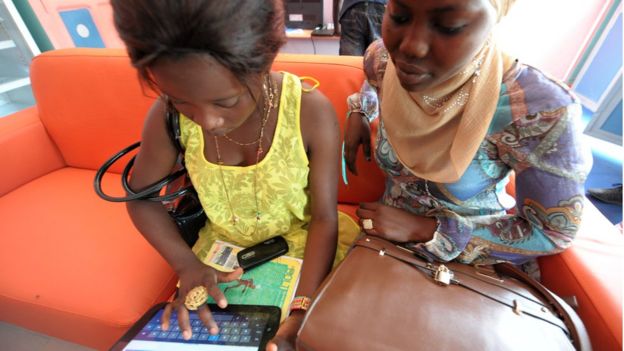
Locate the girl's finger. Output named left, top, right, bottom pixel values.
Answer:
left=355, top=207, right=375, bottom=220
left=176, top=304, right=192, bottom=340
left=217, top=267, right=244, bottom=283
left=206, top=283, right=228, bottom=309
left=197, top=304, right=219, bottom=335
left=161, top=303, right=173, bottom=331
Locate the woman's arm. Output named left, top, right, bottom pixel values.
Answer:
left=266, top=83, right=341, bottom=351
left=410, top=103, right=593, bottom=264
left=343, top=39, right=387, bottom=174
left=126, top=99, right=202, bottom=274
left=126, top=99, right=201, bottom=272
left=296, top=87, right=341, bottom=298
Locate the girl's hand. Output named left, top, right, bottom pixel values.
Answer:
left=160, top=263, right=243, bottom=339
left=343, top=111, right=372, bottom=175
left=356, top=202, right=437, bottom=243
left=265, top=312, right=305, bottom=351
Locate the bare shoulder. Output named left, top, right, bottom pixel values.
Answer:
left=144, top=98, right=167, bottom=130
left=299, top=84, right=339, bottom=148
left=139, top=99, right=178, bottom=166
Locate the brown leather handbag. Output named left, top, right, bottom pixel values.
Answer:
left=297, top=235, right=591, bottom=351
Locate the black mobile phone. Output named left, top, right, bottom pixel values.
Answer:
left=237, top=236, right=288, bottom=271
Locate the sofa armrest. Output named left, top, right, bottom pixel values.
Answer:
left=539, top=200, right=623, bottom=351
left=0, top=107, right=65, bottom=196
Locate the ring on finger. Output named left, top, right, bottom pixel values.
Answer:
left=185, top=286, right=208, bottom=311
left=362, top=218, right=373, bottom=230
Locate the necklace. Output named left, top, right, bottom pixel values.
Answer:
left=213, top=74, right=275, bottom=229
left=421, top=42, right=488, bottom=114
left=223, top=76, right=278, bottom=146
left=422, top=86, right=472, bottom=114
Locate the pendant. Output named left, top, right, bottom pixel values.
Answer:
left=231, top=215, right=240, bottom=224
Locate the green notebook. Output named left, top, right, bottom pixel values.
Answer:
left=203, top=240, right=302, bottom=321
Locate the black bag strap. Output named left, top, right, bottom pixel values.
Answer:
left=165, top=103, right=185, bottom=155
left=93, top=101, right=192, bottom=203
left=494, top=263, right=592, bottom=351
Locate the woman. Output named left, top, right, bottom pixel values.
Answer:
left=344, top=0, right=592, bottom=267
left=111, top=1, right=359, bottom=349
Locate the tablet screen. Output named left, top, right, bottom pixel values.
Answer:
left=111, top=303, right=281, bottom=351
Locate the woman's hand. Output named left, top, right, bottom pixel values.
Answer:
left=343, top=112, right=372, bottom=175
left=161, top=262, right=243, bottom=339
left=265, top=311, right=305, bottom=351
left=356, top=202, right=437, bottom=243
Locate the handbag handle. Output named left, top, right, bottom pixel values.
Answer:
left=93, top=141, right=190, bottom=202
left=121, top=154, right=192, bottom=202
left=93, top=102, right=192, bottom=203
left=494, top=263, right=592, bottom=351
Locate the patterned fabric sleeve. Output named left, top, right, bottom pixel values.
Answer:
left=346, top=39, right=388, bottom=122
left=418, top=102, right=592, bottom=265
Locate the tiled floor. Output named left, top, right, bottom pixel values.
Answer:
left=0, top=322, right=94, bottom=351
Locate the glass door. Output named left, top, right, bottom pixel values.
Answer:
left=0, top=0, right=40, bottom=118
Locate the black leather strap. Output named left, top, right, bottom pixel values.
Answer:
left=93, top=101, right=193, bottom=203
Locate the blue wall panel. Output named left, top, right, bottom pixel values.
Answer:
left=575, top=13, right=622, bottom=103
left=59, top=8, right=105, bottom=48
left=601, top=99, right=623, bottom=137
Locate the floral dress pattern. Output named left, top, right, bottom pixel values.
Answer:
left=181, top=72, right=360, bottom=264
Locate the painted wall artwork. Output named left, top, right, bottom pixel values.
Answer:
left=58, top=8, right=104, bottom=48
left=26, top=0, right=123, bottom=48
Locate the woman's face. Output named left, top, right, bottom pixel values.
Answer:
left=150, top=55, right=261, bottom=136
left=382, top=0, right=497, bottom=92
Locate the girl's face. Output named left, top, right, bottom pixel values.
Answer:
left=382, top=0, right=497, bottom=92
left=150, top=55, right=261, bottom=136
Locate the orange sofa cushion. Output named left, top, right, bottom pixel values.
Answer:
left=539, top=203, right=623, bottom=351
left=29, top=49, right=153, bottom=174
left=273, top=54, right=386, bottom=204
left=0, top=168, right=177, bottom=349
left=0, top=107, right=65, bottom=197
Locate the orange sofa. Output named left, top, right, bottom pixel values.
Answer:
left=0, top=49, right=621, bottom=350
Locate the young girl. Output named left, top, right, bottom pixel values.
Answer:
left=110, top=1, right=359, bottom=349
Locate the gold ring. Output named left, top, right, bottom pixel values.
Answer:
left=362, top=218, right=373, bottom=230
left=184, top=286, right=208, bottom=310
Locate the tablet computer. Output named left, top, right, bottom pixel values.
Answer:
left=110, top=302, right=281, bottom=351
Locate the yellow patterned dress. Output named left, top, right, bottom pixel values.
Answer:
left=180, top=72, right=360, bottom=266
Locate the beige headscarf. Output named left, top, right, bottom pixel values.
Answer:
left=380, top=0, right=515, bottom=183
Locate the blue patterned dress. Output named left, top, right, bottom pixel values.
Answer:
left=351, top=40, right=592, bottom=265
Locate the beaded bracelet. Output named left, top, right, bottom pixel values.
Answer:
left=289, top=296, right=312, bottom=313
